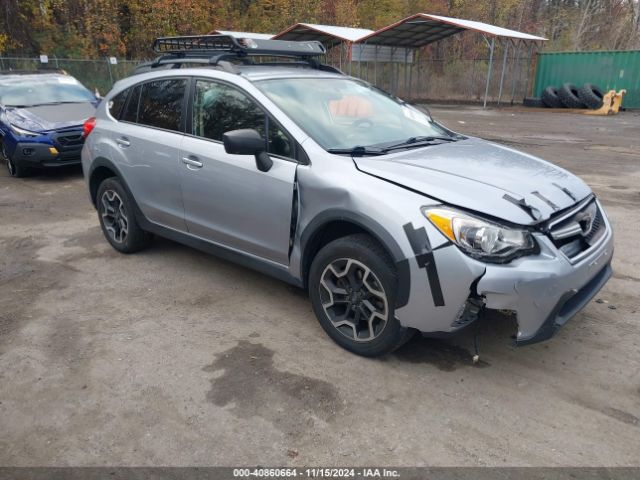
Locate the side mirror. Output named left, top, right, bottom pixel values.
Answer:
left=223, top=128, right=273, bottom=172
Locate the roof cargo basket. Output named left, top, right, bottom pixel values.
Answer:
left=134, top=35, right=339, bottom=76
left=152, top=35, right=326, bottom=57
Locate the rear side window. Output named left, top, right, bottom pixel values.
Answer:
left=137, top=79, right=186, bottom=132
left=121, top=85, right=141, bottom=123
left=108, top=89, right=128, bottom=119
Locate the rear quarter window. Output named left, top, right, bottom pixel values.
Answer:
left=121, top=84, right=141, bottom=123
left=108, top=89, right=128, bottom=119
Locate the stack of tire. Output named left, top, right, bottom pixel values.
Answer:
left=523, top=83, right=605, bottom=110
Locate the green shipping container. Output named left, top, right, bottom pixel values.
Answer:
left=533, top=50, right=640, bottom=109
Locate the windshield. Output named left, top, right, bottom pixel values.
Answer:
left=0, top=75, right=95, bottom=107
left=256, top=77, right=452, bottom=152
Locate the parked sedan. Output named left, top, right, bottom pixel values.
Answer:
left=0, top=70, right=98, bottom=177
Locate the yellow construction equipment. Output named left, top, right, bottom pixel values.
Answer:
left=583, top=89, right=626, bottom=116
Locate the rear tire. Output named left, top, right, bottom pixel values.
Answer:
left=96, top=177, right=152, bottom=253
left=578, top=83, right=604, bottom=109
left=558, top=83, right=586, bottom=109
left=541, top=86, right=563, bottom=108
left=308, top=234, right=414, bottom=357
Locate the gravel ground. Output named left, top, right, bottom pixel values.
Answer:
left=0, top=106, right=638, bottom=466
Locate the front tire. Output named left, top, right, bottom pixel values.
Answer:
left=96, top=177, right=152, bottom=253
left=309, top=234, right=413, bottom=357
left=2, top=141, right=29, bottom=178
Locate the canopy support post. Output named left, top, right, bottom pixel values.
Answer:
left=358, top=42, right=365, bottom=79
left=483, top=36, right=495, bottom=109
left=497, top=39, right=509, bottom=106
left=404, top=48, right=409, bottom=97
left=392, top=47, right=398, bottom=93
left=524, top=42, right=536, bottom=98
left=509, top=39, right=522, bottom=105
left=409, top=49, right=414, bottom=100
left=373, top=45, right=378, bottom=84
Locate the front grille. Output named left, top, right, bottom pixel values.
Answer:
left=51, top=130, right=85, bottom=162
left=547, top=199, right=606, bottom=260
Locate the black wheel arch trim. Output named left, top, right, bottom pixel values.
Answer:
left=88, top=157, right=128, bottom=206
left=299, top=209, right=411, bottom=308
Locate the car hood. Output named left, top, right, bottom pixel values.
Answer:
left=353, top=138, right=592, bottom=225
left=5, top=103, right=96, bottom=132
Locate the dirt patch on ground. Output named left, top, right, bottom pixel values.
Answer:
left=204, top=340, right=344, bottom=434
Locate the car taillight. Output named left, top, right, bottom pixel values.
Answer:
left=83, top=117, right=96, bottom=138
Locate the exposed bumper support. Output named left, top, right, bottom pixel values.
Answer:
left=477, top=223, right=614, bottom=345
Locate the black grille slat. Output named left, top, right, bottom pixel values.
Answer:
left=548, top=200, right=605, bottom=260
left=52, top=130, right=85, bottom=151
left=50, top=130, right=85, bottom=162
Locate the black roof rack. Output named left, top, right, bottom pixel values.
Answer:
left=152, top=34, right=325, bottom=57
left=137, top=35, right=339, bottom=76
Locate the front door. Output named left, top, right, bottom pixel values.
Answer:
left=180, top=78, right=297, bottom=265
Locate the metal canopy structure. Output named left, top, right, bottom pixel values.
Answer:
left=357, top=13, right=546, bottom=107
left=358, top=13, right=546, bottom=47
left=273, top=23, right=373, bottom=47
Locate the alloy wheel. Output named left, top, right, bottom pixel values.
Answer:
left=100, top=190, right=129, bottom=243
left=319, top=258, right=389, bottom=342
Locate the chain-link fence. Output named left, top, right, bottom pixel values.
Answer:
left=340, top=54, right=536, bottom=105
left=1, top=52, right=536, bottom=106
left=0, top=56, right=140, bottom=96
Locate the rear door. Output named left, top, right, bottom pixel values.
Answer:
left=109, top=77, right=188, bottom=231
left=179, top=78, right=298, bottom=265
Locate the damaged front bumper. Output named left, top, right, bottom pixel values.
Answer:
left=477, top=214, right=614, bottom=345
left=394, top=198, right=613, bottom=346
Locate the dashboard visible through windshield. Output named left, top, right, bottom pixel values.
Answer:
left=256, top=77, right=454, bottom=153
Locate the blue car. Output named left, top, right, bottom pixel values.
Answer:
left=0, top=70, right=98, bottom=177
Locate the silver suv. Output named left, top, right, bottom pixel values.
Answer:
left=82, top=36, right=613, bottom=357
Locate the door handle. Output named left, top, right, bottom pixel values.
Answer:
left=182, top=156, right=203, bottom=169
left=116, top=137, right=130, bottom=147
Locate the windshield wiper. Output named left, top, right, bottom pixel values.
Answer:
left=380, top=135, right=457, bottom=152
left=327, top=136, right=457, bottom=157
left=327, top=146, right=387, bottom=157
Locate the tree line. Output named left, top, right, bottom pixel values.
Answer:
left=1, top=0, right=638, bottom=59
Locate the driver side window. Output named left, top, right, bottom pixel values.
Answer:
left=192, top=79, right=293, bottom=159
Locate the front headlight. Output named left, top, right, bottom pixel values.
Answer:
left=10, top=123, right=40, bottom=137
left=423, top=206, right=537, bottom=263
